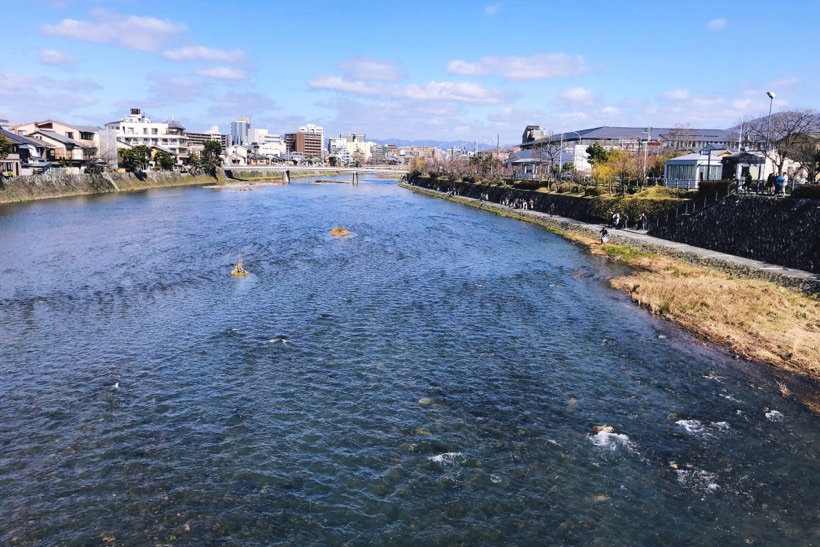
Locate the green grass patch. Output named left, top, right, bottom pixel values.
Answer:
left=602, top=243, right=654, bottom=262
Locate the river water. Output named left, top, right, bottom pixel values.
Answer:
left=0, top=176, right=818, bottom=545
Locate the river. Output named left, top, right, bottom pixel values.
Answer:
left=0, top=175, right=817, bottom=545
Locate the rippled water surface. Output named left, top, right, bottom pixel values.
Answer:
left=1, top=177, right=818, bottom=545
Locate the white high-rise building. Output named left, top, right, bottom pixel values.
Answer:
left=105, top=108, right=188, bottom=159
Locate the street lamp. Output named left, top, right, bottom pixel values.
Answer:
left=765, top=91, right=775, bottom=179
left=642, top=127, right=652, bottom=183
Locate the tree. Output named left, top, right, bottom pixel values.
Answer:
left=407, top=157, right=426, bottom=177
left=154, top=150, right=175, bottom=171
left=743, top=109, right=819, bottom=175
left=606, top=149, right=640, bottom=193
left=585, top=142, right=609, bottom=165
left=118, top=145, right=151, bottom=172
left=327, top=155, right=338, bottom=167
left=0, top=134, right=12, bottom=177
left=202, top=140, right=223, bottom=179
left=531, top=137, right=560, bottom=179
left=188, top=150, right=203, bottom=172
left=585, top=142, right=611, bottom=182
left=789, top=135, right=820, bottom=183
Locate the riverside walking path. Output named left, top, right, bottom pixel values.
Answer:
left=400, top=181, right=820, bottom=292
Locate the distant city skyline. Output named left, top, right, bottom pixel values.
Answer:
left=2, top=0, right=817, bottom=145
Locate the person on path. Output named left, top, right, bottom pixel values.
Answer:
left=600, top=226, right=609, bottom=244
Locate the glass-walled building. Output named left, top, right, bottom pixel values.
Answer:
left=230, top=117, right=251, bottom=146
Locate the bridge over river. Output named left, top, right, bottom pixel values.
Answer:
left=224, top=165, right=407, bottom=181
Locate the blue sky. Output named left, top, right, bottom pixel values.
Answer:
left=2, top=0, right=817, bottom=145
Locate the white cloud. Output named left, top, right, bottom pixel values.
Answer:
left=707, top=18, right=727, bottom=30
left=402, top=81, right=506, bottom=105
left=162, top=46, right=245, bottom=62
left=40, top=9, right=186, bottom=52
left=39, top=49, right=77, bottom=66
left=308, top=76, right=381, bottom=95
left=485, top=3, right=502, bottom=15
left=447, top=53, right=586, bottom=81
left=0, top=74, right=35, bottom=96
left=308, top=75, right=509, bottom=105
left=662, top=88, right=690, bottom=100
left=601, top=106, right=620, bottom=116
left=0, top=72, right=99, bottom=122
left=559, top=87, right=595, bottom=103
left=196, top=67, right=248, bottom=80
left=487, top=107, right=546, bottom=123
left=339, top=57, right=404, bottom=81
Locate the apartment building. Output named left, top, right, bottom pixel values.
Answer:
left=105, top=108, right=188, bottom=161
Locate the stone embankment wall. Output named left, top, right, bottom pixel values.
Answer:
left=408, top=177, right=594, bottom=221
left=651, top=195, right=820, bottom=273
left=0, top=171, right=216, bottom=205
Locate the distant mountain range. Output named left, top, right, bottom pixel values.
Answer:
left=370, top=138, right=500, bottom=151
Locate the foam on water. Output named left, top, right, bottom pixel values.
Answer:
left=675, top=419, right=705, bottom=434
left=429, top=452, right=464, bottom=465
left=676, top=469, right=720, bottom=493
left=765, top=409, right=784, bottom=422
left=589, top=431, right=632, bottom=451
left=676, top=419, right=730, bottom=436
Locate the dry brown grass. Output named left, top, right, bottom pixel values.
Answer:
left=597, top=246, right=820, bottom=383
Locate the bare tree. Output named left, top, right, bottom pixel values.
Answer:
left=744, top=108, right=820, bottom=175
left=531, top=136, right=560, bottom=179
left=788, top=134, right=820, bottom=182
left=663, top=124, right=696, bottom=152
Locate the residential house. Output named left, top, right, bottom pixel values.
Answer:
left=0, top=127, right=52, bottom=176
left=27, top=130, right=94, bottom=173
left=13, top=120, right=105, bottom=171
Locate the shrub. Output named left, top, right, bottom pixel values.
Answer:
left=697, top=180, right=733, bottom=195
left=585, top=186, right=603, bottom=196
left=790, top=184, right=820, bottom=199
left=514, top=179, right=544, bottom=190
left=588, top=194, right=687, bottom=224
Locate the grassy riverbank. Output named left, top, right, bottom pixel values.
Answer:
left=401, top=182, right=820, bottom=413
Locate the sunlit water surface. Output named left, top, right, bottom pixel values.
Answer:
left=0, top=177, right=818, bottom=545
